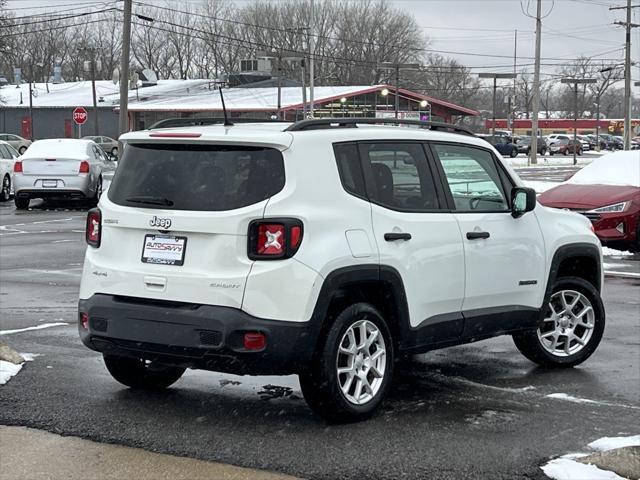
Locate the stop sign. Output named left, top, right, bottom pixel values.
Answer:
left=73, top=107, right=88, bottom=125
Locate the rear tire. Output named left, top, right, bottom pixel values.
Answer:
left=103, top=354, right=185, bottom=390
left=299, top=303, right=394, bottom=423
left=19, top=146, right=27, bottom=155
left=91, top=176, right=103, bottom=207
left=14, top=196, right=29, bottom=210
left=513, top=276, right=605, bottom=368
left=1, top=175, right=10, bottom=202
left=510, top=147, right=518, bottom=158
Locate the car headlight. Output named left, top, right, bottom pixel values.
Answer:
left=588, top=202, right=628, bottom=213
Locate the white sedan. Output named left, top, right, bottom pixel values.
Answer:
left=0, top=139, right=20, bottom=202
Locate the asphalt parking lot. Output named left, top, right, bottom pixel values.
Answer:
left=1, top=170, right=638, bottom=479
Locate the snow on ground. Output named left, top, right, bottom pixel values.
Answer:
left=602, top=247, right=634, bottom=257
left=588, top=436, right=640, bottom=452
left=542, top=435, right=640, bottom=480
left=542, top=458, right=626, bottom=480
left=0, top=360, right=23, bottom=385
left=506, top=157, right=595, bottom=167
left=0, top=353, right=37, bottom=386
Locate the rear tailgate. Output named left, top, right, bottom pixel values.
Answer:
left=82, top=141, right=286, bottom=308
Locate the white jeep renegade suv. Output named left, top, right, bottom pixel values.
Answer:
left=78, top=118, right=605, bottom=422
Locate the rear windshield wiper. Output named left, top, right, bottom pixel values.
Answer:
left=125, top=196, right=174, bottom=206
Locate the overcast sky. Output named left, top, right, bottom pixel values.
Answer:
left=5, top=0, right=640, bottom=91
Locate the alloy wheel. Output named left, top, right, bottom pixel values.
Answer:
left=537, top=289, right=595, bottom=357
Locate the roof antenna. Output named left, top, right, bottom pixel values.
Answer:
left=218, top=86, right=234, bottom=127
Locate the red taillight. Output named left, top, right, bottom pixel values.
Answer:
left=257, top=223, right=285, bottom=256
left=13, top=161, right=23, bottom=173
left=248, top=219, right=303, bottom=260
left=86, top=208, right=101, bottom=247
left=79, top=160, right=90, bottom=173
left=243, top=332, right=266, bottom=351
left=80, top=313, right=89, bottom=330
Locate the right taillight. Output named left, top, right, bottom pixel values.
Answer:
left=79, top=160, right=90, bottom=173
left=13, top=161, right=23, bottom=173
left=248, top=219, right=303, bottom=260
left=86, top=208, right=101, bottom=248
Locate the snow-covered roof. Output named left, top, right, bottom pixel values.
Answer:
left=0, top=80, right=478, bottom=116
left=0, top=80, right=211, bottom=108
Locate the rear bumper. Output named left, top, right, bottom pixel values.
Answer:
left=78, top=294, right=319, bottom=375
left=14, top=175, right=92, bottom=198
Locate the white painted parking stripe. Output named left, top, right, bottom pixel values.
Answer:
left=0, top=322, right=69, bottom=335
left=604, top=271, right=640, bottom=279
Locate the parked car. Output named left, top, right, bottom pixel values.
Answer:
left=549, top=138, right=583, bottom=156
left=0, top=139, right=20, bottom=201
left=539, top=151, right=640, bottom=252
left=478, top=134, right=519, bottom=157
left=0, top=133, right=32, bottom=155
left=82, top=135, right=119, bottom=157
left=78, top=118, right=605, bottom=423
left=516, top=136, right=547, bottom=155
left=585, top=134, right=607, bottom=151
left=575, top=135, right=591, bottom=151
left=600, top=134, right=623, bottom=150
left=546, top=134, right=572, bottom=145
left=13, top=138, right=108, bottom=210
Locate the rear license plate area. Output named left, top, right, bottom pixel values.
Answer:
left=141, top=234, right=187, bottom=266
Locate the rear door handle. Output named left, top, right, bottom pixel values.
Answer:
left=466, top=231, right=490, bottom=240
left=384, top=232, right=412, bottom=241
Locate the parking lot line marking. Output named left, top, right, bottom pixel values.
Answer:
left=604, top=271, right=640, bottom=278
left=0, top=322, right=69, bottom=335
left=546, top=393, right=640, bottom=411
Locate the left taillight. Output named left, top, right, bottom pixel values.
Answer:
left=79, top=160, right=90, bottom=173
left=13, top=161, right=23, bottom=173
left=248, top=219, right=303, bottom=260
left=86, top=208, right=101, bottom=248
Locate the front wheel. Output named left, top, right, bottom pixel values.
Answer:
left=90, top=176, right=103, bottom=207
left=513, top=276, right=605, bottom=367
left=299, top=303, right=394, bottom=423
left=103, top=354, right=185, bottom=389
left=1, top=175, right=10, bottom=202
left=540, top=147, right=547, bottom=156
left=510, top=147, right=518, bottom=158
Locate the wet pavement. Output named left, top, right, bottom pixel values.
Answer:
left=1, top=187, right=639, bottom=480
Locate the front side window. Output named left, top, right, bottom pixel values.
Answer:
left=433, top=144, right=509, bottom=212
left=108, top=143, right=285, bottom=211
left=359, top=142, right=441, bottom=211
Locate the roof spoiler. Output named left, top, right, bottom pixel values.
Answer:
left=284, top=118, right=475, bottom=136
left=147, top=117, right=287, bottom=130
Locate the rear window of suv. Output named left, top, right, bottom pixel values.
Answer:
left=108, top=143, right=285, bottom=211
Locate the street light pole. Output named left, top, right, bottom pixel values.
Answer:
left=118, top=0, right=132, bottom=142
left=561, top=77, right=596, bottom=165
left=380, top=62, right=420, bottom=119
left=478, top=73, right=517, bottom=138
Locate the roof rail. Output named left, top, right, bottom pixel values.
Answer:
left=148, top=117, right=287, bottom=130
left=284, top=118, right=475, bottom=136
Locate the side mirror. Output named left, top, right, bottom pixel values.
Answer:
left=511, top=187, right=536, bottom=218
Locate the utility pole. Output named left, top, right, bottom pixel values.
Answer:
left=530, top=0, right=542, bottom=165
left=276, top=54, right=282, bottom=120
left=309, top=0, right=315, bottom=117
left=508, top=30, right=517, bottom=132
left=80, top=45, right=100, bottom=136
left=611, top=1, right=639, bottom=150
left=561, top=77, right=596, bottom=165
left=28, top=80, right=34, bottom=141
left=380, top=62, right=420, bottom=119
left=478, top=73, right=517, bottom=138
left=118, top=0, right=132, bottom=143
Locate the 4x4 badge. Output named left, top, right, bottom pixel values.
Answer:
left=149, top=216, right=172, bottom=229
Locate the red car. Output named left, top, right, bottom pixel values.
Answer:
left=548, top=138, right=583, bottom=156
left=539, top=151, right=640, bottom=252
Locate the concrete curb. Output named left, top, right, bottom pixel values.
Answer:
left=576, top=446, right=640, bottom=479
left=0, top=426, right=302, bottom=480
left=0, top=342, right=24, bottom=365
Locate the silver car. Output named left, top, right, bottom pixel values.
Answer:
left=13, top=139, right=108, bottom=210
left=0, top=133, right=32, bottom=155
left=82, top=135, right=119, bottom=157
left=0, top=140, right=20, bottom=201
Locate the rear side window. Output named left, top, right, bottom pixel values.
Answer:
left=108, top=144, right=285, bottom=211
left=334, top=143, right=366, bottom=198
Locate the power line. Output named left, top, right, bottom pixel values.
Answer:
left=3, top=8, right=118, bottom=29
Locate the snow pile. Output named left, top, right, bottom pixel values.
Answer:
left=589, top=436, right=640, bottom=452
left=567, top=151, right=640, bottom=187
left=0, top=360, right=23, bottom=385
left=602, top=247, right=635, bottom=257
left=542, top=458, right=626, bottom=480
left=542, top=435, right=640, bottom=480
